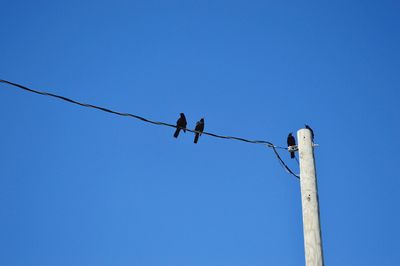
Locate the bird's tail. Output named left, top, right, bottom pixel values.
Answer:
left=290, top=151, right=295, bottom=159
left=194, top=133, right=199, bottom=144
left=173, top=128, right=180, bottom=138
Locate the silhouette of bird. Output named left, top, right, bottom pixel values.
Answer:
left=305, top=124, right=314, bottom=140
left=173, top=113, right=187, bottom=138
left=193, top=118, right=205, bottom=144
left=287, top=133, right=296, bottom=159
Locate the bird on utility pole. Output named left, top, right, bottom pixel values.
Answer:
left=305, top=124, right=314, bottom=141
left=193, top=118, right=205, bottom=144
left=287, top=133, right=296, bottom=159
left=173, top=113, right=187, bottom=138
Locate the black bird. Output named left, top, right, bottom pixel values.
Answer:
left=287, top=133, right=296, bottom=159
left=305, top=124, right=314, bottom=140
left=173, top=113, right=187, bottom=138
left=193, top=118, right=205, bottom=144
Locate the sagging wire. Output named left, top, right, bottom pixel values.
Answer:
left=1, top=79, right=298, bottom=179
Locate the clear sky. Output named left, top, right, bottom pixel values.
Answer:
left=1, top=1, right=399, bottom=265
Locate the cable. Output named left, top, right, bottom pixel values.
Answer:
left=294, top=155, right=299, bottom=165
left=271, top=146, right=300, bottom=179
left=0, top=79, right=299, bottom=179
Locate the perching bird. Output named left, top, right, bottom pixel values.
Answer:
left=173, top=113, right=187, bottom=138
left=305, top=124, right=314, bottom=140
left=287, top=133, right=296, bottom=159
left=193, top=118, right=205, bottom=144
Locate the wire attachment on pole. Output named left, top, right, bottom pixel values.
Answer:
left=288, top=145, right=298, bottom=152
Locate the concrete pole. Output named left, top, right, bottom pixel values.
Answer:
left=297, top=128, right=324, bottom=266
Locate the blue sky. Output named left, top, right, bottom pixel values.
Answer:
left=1, top=0, right=399, bottom=265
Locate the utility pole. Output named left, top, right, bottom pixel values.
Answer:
left=297, top=128, right=324, bottom=266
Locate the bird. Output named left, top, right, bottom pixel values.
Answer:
left=287, top=133, right=296, bottom=159
left=193, top=118, right=205, bottom=144
left=305, top=124, right=314, bottom=140
left=173, top=113, right=187, bottom=138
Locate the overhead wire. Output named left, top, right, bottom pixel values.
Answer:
left=0, top=79, right=299, bottom=179
left=294, top=155, right=300, bottom=165
left=271, top=145, right=300, bottom=179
